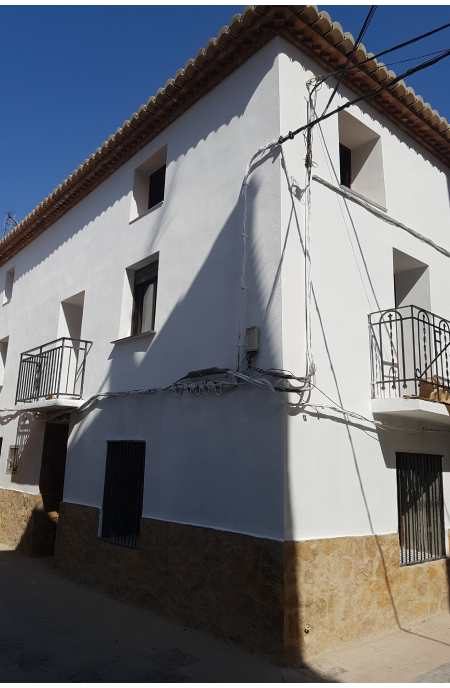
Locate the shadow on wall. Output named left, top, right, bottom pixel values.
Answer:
left=11, top=413, right=45, bottom=487
left=268, top=130, right=450, bottom=659
left=6, top=44, right=450, bottom=668
left=64, top=115, right=450, bottom=665
left=60, top=137, right=306, bottom=666
left=6, top=137, right=450, bottom=670
left=12, top=42, right=278, bottom=285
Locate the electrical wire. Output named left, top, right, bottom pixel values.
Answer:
left=4, top=365, right=450, bottom=440
left=237, top=141, right=279, bottom=369
left=310, top=20, right=450, bottom=93
left=278, top=48, right=450, bottom=146
left=321, top=6, right=377, bottom=116
left=343, top=48, right=450, bottom=76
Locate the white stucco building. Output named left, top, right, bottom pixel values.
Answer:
left=0, top=5, right=449, bottom=662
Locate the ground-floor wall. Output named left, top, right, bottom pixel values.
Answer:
left=285, top=532, right=450, bottom=661
left=0, top=412, right=45, bottom=494
left=0, top=487, right=57, bottom=554
left=54, top=502, right=450, bottom=663
left=54, top=502, right=285, bottom=658
left=64, top=391, right=285, bottom=541
left=285, top=407, right=450, bottom=542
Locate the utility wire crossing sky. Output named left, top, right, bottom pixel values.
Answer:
left=0, top=5, right=448, bottom=227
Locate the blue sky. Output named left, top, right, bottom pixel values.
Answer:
left=0, top=5, right=449, bottom=225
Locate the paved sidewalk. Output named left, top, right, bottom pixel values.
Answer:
left=0, top=546, right=328, bottom=682
left=3, top=543, right=450, bottom=682
left=308, top=613, right=450, bottom=682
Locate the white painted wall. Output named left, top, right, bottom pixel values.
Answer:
left=278, top=38, right=450, bottom=542
left=0, top=35, right=449, bottom=547
left=0, top=40, right=285, bottom=539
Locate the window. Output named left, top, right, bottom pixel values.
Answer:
left=0, top=337, right=8, bottom=390
left=393, top=249, right=430, bottom=310
left=338, top=111, right=386, bottom=207
left=339, top=144, right=352, bottom=188
left=101, top=441, right=146, bottom=548
left=3, top=268, right=15, bottom=305
left=130, top=147, right=167, bottom=222
left=148, top=165, right=166, bottom=210
left=6, top=445, right=19, bottom=476
left=397, top=453, right=446, bottom=565
left=131, top=260, right=158, bottom=336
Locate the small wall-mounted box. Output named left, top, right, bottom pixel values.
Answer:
left=245, top=326, right=260, bottom=355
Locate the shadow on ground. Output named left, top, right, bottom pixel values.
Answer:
left=0, top=547, right=336, bottom=682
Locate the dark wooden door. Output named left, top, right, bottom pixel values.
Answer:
left=39, top=422, right=69, bottom=513
left=101, top=441, right=146, bottom=548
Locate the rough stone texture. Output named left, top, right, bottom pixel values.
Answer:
left=55, top=503, right=450, bottom=664
left=0, top=487, right=44, bottom=553
left=284, top=532, right=450, bottom=661
left=55, top=503, right=284, bottom=658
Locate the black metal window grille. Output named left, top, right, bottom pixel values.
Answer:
left=101, top=441, right=146, bottom=549
left=339, top=144, right=352, bottom=188
left=148, top=165, right=166, bottom=210
left=396, top=453, right=446, bottom=566
left=6, top=445, right=18, bottom=476
left=131, top=261, right=158, bottom=336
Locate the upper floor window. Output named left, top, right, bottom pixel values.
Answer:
left=338, top=111, right=386, bottom=208
left=3, top=268, right=15, bottom=305
left=0, top=337, right=9, bottom=391
left=339, top=144, right=352, bottom=189
left=148, top=165, right=166, bottom=210
left=131, top=259, right=159, bottom=336
left=130, top=147, right=167, bottom=222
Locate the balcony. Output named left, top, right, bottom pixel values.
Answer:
left=369, top=306, right=450, bottom=425
left=16, top=337, right=92, bottom=410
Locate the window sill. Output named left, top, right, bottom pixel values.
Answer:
left=339, top=184, right=387, bottom=213
left=110, top=331, right=155, bottom=345
left=129, top=201, right=164, bottom=225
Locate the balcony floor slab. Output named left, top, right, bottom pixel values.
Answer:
left=371, top=397, right=450, bottom=426
left=15, top=399, right=83, bottom=413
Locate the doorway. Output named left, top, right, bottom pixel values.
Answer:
left=37, top=420, right=69, bottom=554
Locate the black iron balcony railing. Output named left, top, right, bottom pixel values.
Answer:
left=369, top=306, right=450, bottom=402
left=16, top=337, right=92, bottom=404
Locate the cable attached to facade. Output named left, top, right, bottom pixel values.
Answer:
left=278, top=48, right=450, bottom=146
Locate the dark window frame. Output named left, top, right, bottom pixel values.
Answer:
left=148, top=165, right=166, bottom=210
left=131, top=260, right=158, bottom=336
left=6, top=444, right=18, bottom=476
left=339, top=143, right=352, bottom=188
left=101, top=440, right=146, bottom=549
left=396, top=452, right=446, bottom=566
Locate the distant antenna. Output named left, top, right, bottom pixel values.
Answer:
left=2, top=212, right=18, bottom=236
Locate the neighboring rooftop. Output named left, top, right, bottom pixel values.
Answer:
left=0, top=5, right=449, bottom=266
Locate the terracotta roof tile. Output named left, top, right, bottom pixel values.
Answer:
left=0, top=5, right=448, bottom=265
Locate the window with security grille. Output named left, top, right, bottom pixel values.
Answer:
left=6, top=445, right=18, bottom=475
left=396, top=453, right=446, bottom=566
left=101, top=441, right=146, bottom=548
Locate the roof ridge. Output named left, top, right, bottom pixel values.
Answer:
left=0, top=5, right=448, bottom=265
